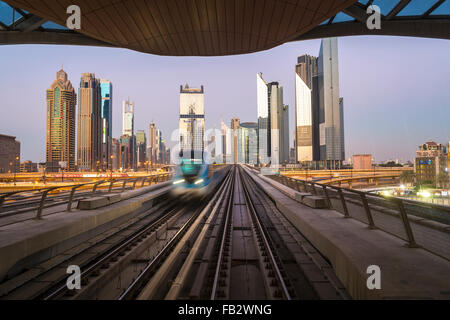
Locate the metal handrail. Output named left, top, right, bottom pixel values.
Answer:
left=0, top=172, right=174, bottom=218
left=274, top=174, right=428, bottom=248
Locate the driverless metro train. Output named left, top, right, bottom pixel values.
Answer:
left=170, top=157, right=213, bottom=201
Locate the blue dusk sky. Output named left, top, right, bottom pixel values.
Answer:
left=0, top=35, right=449, bottom=163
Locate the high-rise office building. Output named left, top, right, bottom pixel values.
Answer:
left=295, top=55, right=319, bottom=162
left=122, top=99, right=136, bottom=169
left=148, top=122, right=157, bottom=164
left=280, top=105, right=290, bottom=164
left=179, top=84, right=205, bottom=160
left=339, top=97, right=345, bottom=161
left=156, top=129, right=162, bottom=162
left=294, top=38, right=345, bottom=165
left=257, top=73, right=269, bottom=165
left=231, top=118, right=240, bottom=164
left=111, top=138, right=120, bottom=171
left=136, top=130, right=146, bottom=168
left=318, top=37, right=345, bottom=162
left=45, top=68, right=76, bottom=172
left=221, top=121, right=232, bottom=164
left=100, top=79, right=113, bottom=169
left=122, top=99, right=134, bottom=136
left=256, top=73, right=288, bottom=166
left=237, top=122, right=258, bottom=165
left=120, top=134, right=134, bottom=170
left=77, top=73, right=102, bottom=171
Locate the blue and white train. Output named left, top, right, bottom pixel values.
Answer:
left=170, top=157, right=212, bottom=200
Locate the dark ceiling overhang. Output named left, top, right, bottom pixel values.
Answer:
left=0, top=0, right=449, bottom=56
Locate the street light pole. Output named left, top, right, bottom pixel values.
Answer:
left=14, top=156, right=19, bottom=186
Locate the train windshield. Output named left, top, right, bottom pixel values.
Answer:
left=180, top=159, right=203, bottom=177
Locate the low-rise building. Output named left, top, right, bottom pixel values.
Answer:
left=20, top=160, right=38, bottom=172
left=414, top=141, right=448, bottom=187
left=0, top=134, right=20, bottom=173
left=352, top=154, right=372, bottom=170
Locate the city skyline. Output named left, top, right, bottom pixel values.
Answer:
left=1, top=36, right=449, bottom=163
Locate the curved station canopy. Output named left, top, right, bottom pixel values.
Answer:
left=0, top=0, right=449, bottom=56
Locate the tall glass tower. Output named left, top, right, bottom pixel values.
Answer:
left=318, top=37, right=345, bottom=162
left=122, top=99, right=134, bottom=136
left=179, top=84, right=205, bottom=161
left=46, top=68, right=76, bottom=172
left=100, top=79, right=112, bottom=169
left=257, top=73, right=269, bottom=165
left=237, top=122, right=258, bottom=165
left=295, top=38, right=345, bottom=166
left=77, top=73, right=102, bottom=171
left=122, top=99, right=136, bottom=169
left=295, top=55, right=319, bottom=162
left=256, top=73, right=287, bottom=166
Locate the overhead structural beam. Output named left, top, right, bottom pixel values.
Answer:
left=14, top=15, right=47, bottom=32
left=342, top=2, right=371, bottom=23
left=386, top=0, right=411, bottom=20
left=0, top=30, right=114, bottom=47
left=293, top=18, right=450, bottom=42
left=423, top=0, right=445, bottom=17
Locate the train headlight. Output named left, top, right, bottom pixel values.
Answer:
left=194, top=179, right=204, bottom=185
left=173, top=179, right=185, bottom=184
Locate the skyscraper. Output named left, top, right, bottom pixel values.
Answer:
left=257, top=73, right=269, bottom=165
left=318, top=37, right=345, bottom=163
left=231, top=117, right=240, bottom=164
left=156, top=129, right=162, bottom=162
left=339, top=97, right=345, bottom=161
left=179, top=84, right=205, bottom=160
left=46, top=68, right=76, bottom=172
left=77, top=73, right=102, bottom=171
left=221, top=121, right=232, bottom=164
left=111, top=138, right=120, bottom=171
left=237, top=122, right=258, bottom=165
left=100, top=79, right=113, bottom=169
left=122, top=99, right=134, bottom=136
left=294, top=38, right=345, bottom=166
left=148, top=122, right=157, bottom=164
left=295, top=55, right=319, bottom=162
left=136, top=130, right=146, bottom=168
left=256, top=73, right=288, bottom=166
left=122, top=99, right=136, bottom=170
left=281, top=104, right=290, bottom=164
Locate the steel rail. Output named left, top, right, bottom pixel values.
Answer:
left=165, top=167, right=235, bottom=299
left=240, top=168, right=292, bottom=300
left=42, top=203, right=181, bottom=300
left=119, top=168, right=232, bottom=300
left=210, top=168, right=236, bottom=300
